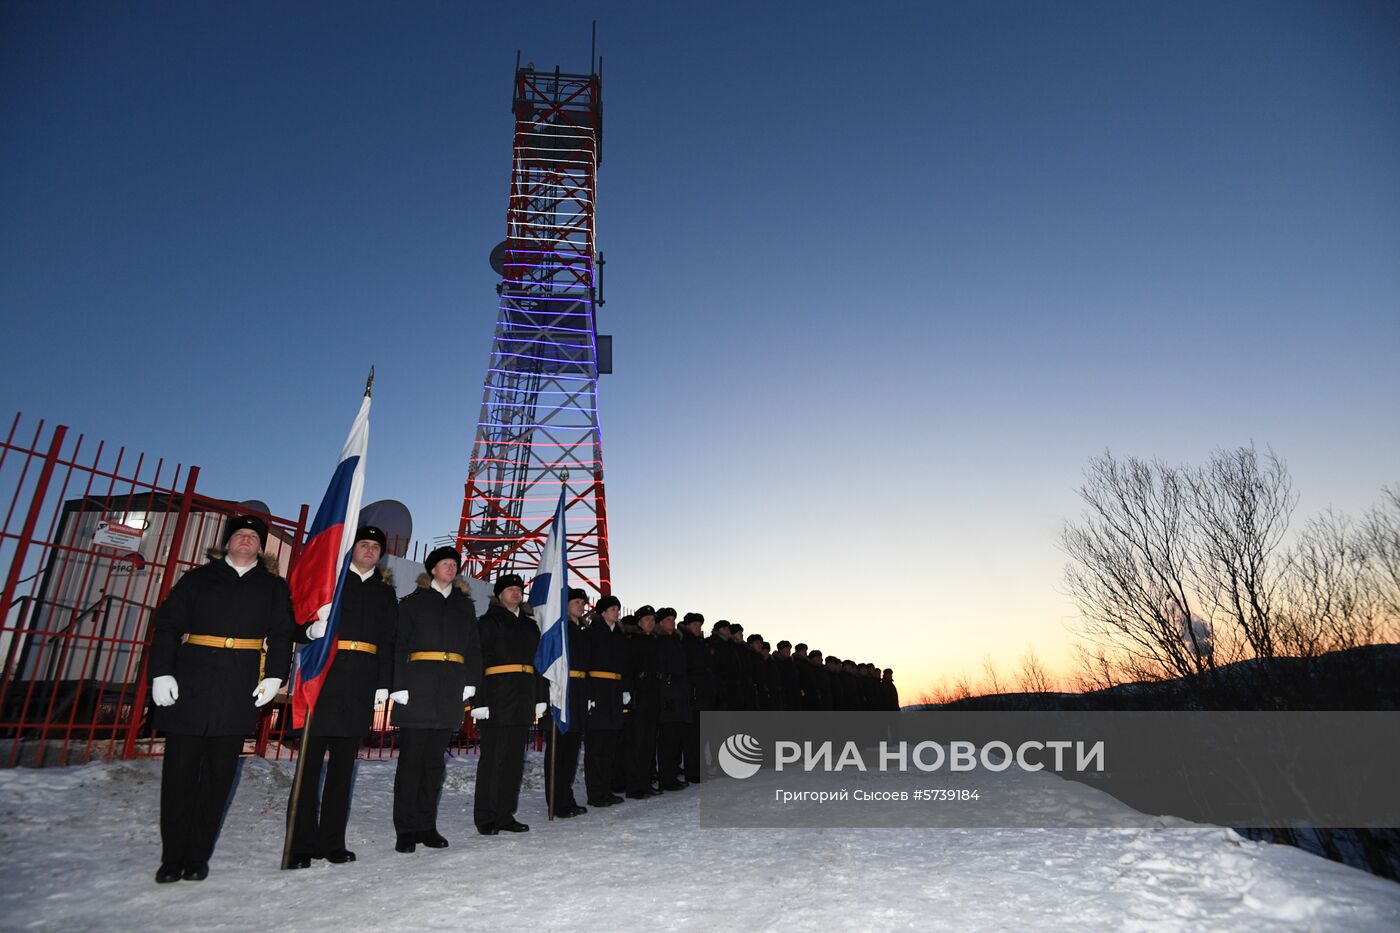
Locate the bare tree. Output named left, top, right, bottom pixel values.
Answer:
left=1280, top=510, right=1379, bottom=654
left=1186, top=446, right=1295, bottom=660
left=912, top=688, right=943, bottom=708
left=1067, top=643, right=1128, bottom=693
left=1061, top=451, right=1218, bottom=681
left=1063, top=445, right=1300, bottom=689
left=980, top=654, right=1005, bottom=697
left=1359, top=486, right=1400, bottom=631
left=1015, top=644, right=1056, bottom=694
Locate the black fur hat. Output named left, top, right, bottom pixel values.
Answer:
left=423, top=546, right=460, bottom=575
left=595, top=595, right=621, bottom=613
left=355, top=525, right=387, bottom=550
left=494, top=573, right=526, bottom=595
left=221, top=515, right=267, bottom=549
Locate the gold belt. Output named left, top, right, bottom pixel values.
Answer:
left=183, top=634, right=263, bottom=650
left=589, top=670, right=622, bottom=681
left=338, top=640, right=378, bottom=655
left=409, top=651, right=465, bottom=663
left=484, top=664, right=534, bottom=675
left=569, top=670, right=588, bottom=679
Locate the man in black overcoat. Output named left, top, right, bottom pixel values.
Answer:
left=389, top=546, right=483, bottom=852
left=761, top=640, right=783, bottom=710
left=744, top=633, right=769, bottom=710
left=470, top=573, right=546, bottom=835
left=680, top=612, right=713, bottom=783
left=707, top=620, right=739, bottom=711
left=286, top=525, right=397, bottom=867
left=653, top=608, right=689, bottom=791
left=542, top=587, right=591, bottom=818
left=793, top=643, right=817, bottom=710
left=583, top=595, right=627, bottom=808
left=882, top=668, right=900, bottom=711
left=622, top=606, right=660, bottom=798
left=775, top=640, right=802, bottom=711
left=148, top=515, right=294, bottom=884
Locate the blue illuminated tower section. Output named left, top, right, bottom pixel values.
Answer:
left=458, top=60, right=612, bottom=596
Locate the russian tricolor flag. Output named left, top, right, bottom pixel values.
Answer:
left=288, top=385, right=370, bottom=729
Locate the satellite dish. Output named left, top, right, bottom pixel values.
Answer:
left=236, top=499, right=271, bottom=517
left=489, top=240, right=509, bottom=277
left=359, top=499, right=413, bottom=557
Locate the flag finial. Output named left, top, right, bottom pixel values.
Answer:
left=364, top=366, right=375, bottom=398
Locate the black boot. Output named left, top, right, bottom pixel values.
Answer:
left=395, top=833, right=417, bottom=853
left=155, top=864, right=183, bottom=884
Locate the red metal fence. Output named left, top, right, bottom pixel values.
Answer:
left=0, top=413, right=514, bottom=768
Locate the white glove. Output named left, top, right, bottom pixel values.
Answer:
left=535, top=702, right=547, bottom=719
left=587, top=699, right=596, bottom=711
left=463, top=685, right=477, bottom=702
left=152, top=675, right=179, bottom=707
left=389, top=690, right=408, bottom=706
left=374, top=688, right=389, bottom=708
left=622, top=691, right=631, bottom=706
left=252, top=678, right=282, bottom=707
left=307, top=618, right=327, bottom=639
left=470, top=706, right=490, bottom=721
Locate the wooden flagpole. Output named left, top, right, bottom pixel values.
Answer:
left=548, top=715, right=557, bottom=822
left=281, top=700, right=315, bottom=869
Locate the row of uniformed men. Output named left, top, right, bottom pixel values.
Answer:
left=145, top=518, right=899, bottom=885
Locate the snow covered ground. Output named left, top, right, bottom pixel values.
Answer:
left=2, top=752, right=1399, bottom=932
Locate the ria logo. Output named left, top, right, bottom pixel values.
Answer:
left=718, top=733, right=763, bottom=779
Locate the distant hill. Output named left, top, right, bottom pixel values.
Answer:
left=905, top=642, right=1400, bottom=882
left=911, top=643, right=1400, bottom=712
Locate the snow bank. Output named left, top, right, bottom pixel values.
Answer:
left=1, top=753, right=1398, bottom=931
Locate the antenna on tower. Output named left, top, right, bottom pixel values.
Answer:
left=459, top=55, right=612, bottom=597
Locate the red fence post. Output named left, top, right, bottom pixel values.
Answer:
left=0, top=425, right=68, bottom=768
left=0, top=425, right=68, bottom=655
left=120, top=465, right=200, bottom=760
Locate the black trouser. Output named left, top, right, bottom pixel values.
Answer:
left=160, top=733, right=244, bottom=866
left=656, top=719, right=684, bottom=787
left=287, top=733, right=359, bottom=856
left=583, top=726, right=620, bottom=803
left=393, top=728, right=451, bottom=836
left=474, top=723, right=528, bottom=829
left=623, top=711, right=658, bottom=794
left=681, top=711, right=704, bottom=782
left=542, top=713, right=583, bottom=812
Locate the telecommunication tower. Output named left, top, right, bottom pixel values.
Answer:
left=457, top=54, right=612, bottom=596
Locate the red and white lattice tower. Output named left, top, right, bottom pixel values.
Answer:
left=457, top=59, right=612, bottom=596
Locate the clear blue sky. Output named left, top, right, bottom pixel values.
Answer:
left=3, top=1, right=1397, bottom=694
